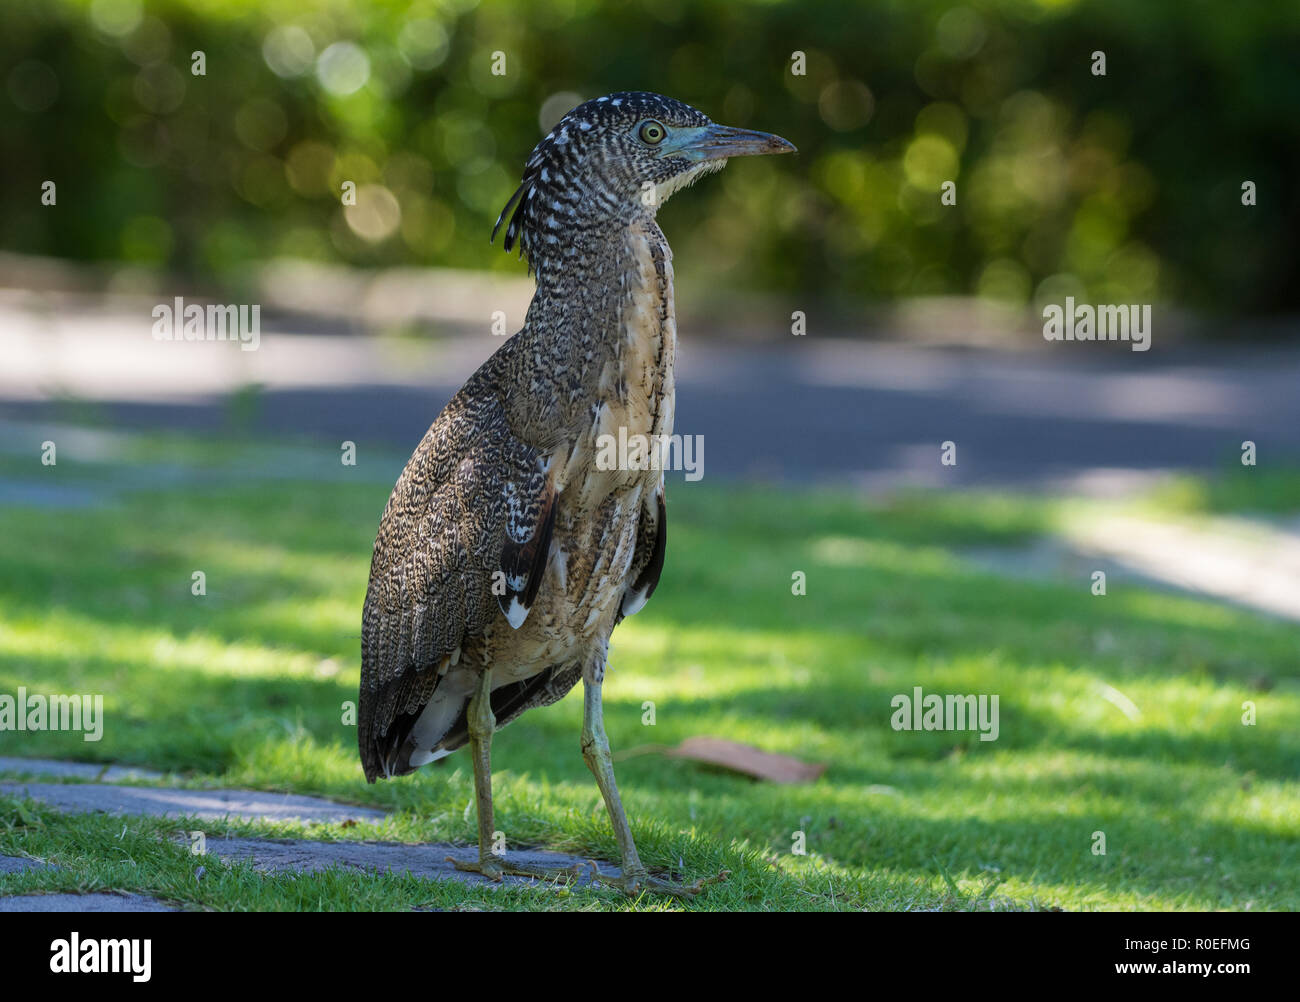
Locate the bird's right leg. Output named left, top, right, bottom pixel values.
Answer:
left=447, top=667, right=591, bottom=886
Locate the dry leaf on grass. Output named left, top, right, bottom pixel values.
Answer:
left=615, top=736, right=826, bottom=784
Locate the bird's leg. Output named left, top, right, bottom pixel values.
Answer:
left=447, top=667, right=504, bottom=879
left=580, top=673, right=727, bottom=899
left=447, top=667, right=591, bottom=887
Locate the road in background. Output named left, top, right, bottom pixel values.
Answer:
left=3, top=295, right=1298, bottom=490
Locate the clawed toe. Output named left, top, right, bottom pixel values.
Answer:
left=448, top=854, right=595, bottom=886
left=447, top=854, right=504, bottom=881
left=593, top=866, right=729, bottom=899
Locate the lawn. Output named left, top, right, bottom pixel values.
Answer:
left=0, top=435, right=1297, bottom=910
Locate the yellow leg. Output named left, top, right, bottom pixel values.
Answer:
left=580, top=675, right=727, bottom=899
left=448, top=668, right=590, bottom=885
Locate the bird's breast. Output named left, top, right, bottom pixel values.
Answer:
left=558, top=224, right=677, bottom=504
left=494, top=223, right=677, bottom=667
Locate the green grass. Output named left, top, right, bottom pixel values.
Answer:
left=1144, top=466, right=1300, bottom=518
left=1, top=437, right=1297, bottom=910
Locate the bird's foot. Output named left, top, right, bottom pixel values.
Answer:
left=446, top=854, right=594, bottom=886
left=593, top=866, right=730, bottom=899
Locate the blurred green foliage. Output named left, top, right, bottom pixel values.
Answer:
left=1, top=0, right=1297, bottom=316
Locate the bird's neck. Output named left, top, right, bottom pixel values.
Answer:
left=528, top=211, right=674, bottom=347
left=528, top=207, right=661, bottom=284
left=515, top=214, right=677, bottom=447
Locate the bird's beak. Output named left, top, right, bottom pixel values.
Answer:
left=661, top=123, right=797, bottom=162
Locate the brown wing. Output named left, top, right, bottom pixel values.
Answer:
left=358, top=347, right=551, bottom=781
left=441, top=484, right=667, bottom=750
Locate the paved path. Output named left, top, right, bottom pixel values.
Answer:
left=195, top=837, right=614, bottom=888
left=0, top=856, right=51, bottom=875
left=0, top=892, right=176, bottom=912
left=0, top=757, right=163, bottom=782
left=1058, top=511, right=1300, bottom=621
left=0, top=781, right=387, bottom=824
left=962, top=510, right=1300, bottom=623
left=0, top=760, right=620, bottom=908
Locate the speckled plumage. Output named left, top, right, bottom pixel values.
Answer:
left=358, top=93, right=791, bottom=800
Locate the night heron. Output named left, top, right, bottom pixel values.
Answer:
left=359, top=92, right=794, bottom=897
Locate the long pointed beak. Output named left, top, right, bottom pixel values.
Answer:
left=663, top=123, right=797, bottom=162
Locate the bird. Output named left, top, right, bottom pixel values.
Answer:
left=358, top=91, right=794, bottom=897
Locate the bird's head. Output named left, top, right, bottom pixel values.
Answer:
left=493, top=91, right=795, bottom=265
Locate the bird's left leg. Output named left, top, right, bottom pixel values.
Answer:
left=580, top=668, right=727, bottom=899
left=447, top=667, right=591, bottom=886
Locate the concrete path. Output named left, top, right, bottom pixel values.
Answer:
left=0, top=892, right=176, bottom=912
left=962, top=511, right=1300, bottom=623
left=0, top=855, right=52, bottom=875
left=0, top=767, right=618, bottom=908
left=1059, top=511, right=1300, bottom=621
left=1, top=850, right=178, bottom=912
left=195, top=836, right=614, bottom=888
left=0, top=781, right=386, bottom=824
left=0, top=757, right=163, bottom=782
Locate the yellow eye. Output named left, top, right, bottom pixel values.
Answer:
left=638, top=120, right=666, bottom=145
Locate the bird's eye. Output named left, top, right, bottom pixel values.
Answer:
left=638, top=120, right=666, bottom=145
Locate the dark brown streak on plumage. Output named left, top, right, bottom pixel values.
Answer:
left=631, top=493, right=666, bottom=605
left=497, top=467, right=557, bottom=625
